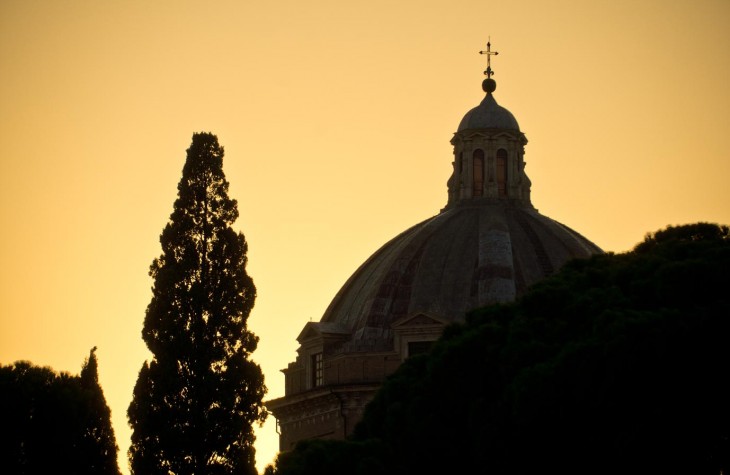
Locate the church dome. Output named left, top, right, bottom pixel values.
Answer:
left=318, top=43, right=598, bottom=344
left=320, top=203, right=601, bottom=343
left=268, top=44, right=603, bottom=452
left=458, top=93, right=520, bottom=132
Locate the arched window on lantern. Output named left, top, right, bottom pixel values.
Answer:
left=473, top=149, right=484, bottom=197
left=496, top=149, right=508, bottom=197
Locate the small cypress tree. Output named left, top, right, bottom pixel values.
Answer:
left=0, top=350, right=121, bottom=475
left=79, top=347, right=122, bottom=475
left=128, top=132, right=266, bottom=475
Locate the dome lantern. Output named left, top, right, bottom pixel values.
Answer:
left=447, top=41, right=531, bottom=208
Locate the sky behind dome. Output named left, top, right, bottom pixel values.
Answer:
left=1, top=0, right=729, bottom=473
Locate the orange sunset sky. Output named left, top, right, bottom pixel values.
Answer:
left=1, top=0, right=729, bottom=473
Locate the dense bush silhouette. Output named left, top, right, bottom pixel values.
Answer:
left=0, top=348, right=121, bottom=475
left=268, top=223, right=730, bottom=475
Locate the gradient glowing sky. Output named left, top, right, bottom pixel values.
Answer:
left=1, top=0, right=729, bottom=473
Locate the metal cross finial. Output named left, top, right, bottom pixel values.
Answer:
left=479, top=39, right=499, bottom=78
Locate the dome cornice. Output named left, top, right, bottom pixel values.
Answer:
left=451, top=128, right=527, bottom=146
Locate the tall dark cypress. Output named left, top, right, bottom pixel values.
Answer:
left=128, top=133, right=266, bottom=475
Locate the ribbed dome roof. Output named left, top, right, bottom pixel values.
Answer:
left=321, top=203, right=601, bottom=341
left=458, top=93, right=520, bottom=132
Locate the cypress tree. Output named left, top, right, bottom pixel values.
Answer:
left=0, top=350, right=121, bottom=475
left=128, top=132, right=266, bottom=475
left=79, top=347, right=122, bottom=475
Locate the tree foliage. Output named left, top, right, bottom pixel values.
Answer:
left=128, top=132, right=266, bottom=475
left=0, top=348, right=121, bottom=475
left=268, top=222, right=730, bottom=475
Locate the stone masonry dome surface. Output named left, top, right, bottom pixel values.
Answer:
left=320, top=203, right=601, bottom=343
left=457, top=93, right=520, bottom=132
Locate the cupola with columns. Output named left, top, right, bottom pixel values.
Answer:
left=446, top=41, right=532, bottom=208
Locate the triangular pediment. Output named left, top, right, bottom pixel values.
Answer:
left=391, top=312, right=450, bottom=329
left=296, top=324, right=319, bottom=343
left=296, top=321, right=350, bottom=343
